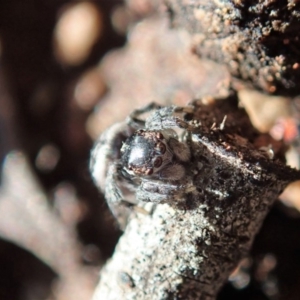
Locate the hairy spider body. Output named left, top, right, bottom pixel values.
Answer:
left=121, top=129, right=190, bottom=180
left=90, top=103, right=194, bottom=228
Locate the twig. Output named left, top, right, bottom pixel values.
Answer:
left=92, top=96, right=300, bottom=299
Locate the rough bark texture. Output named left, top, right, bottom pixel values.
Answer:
left=92, top=96, right=300, bottom=300
left=165, top=0, right=300, bottom=96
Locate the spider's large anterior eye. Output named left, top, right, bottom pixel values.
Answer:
left=156, top=132, right=163, bottom=139
left=145, top=168, right=153, bottom=175
left=155, top=142, right=166, bottom=154
left=153, top=156, right=163, bottom=168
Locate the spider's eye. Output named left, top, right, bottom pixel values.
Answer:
left=155, top=142, right=166, bottom=154
left=145, top=168, right=153, bottom=175
left=156, top=132, right=163, bottom=139
left=153, top=156, right=163, bottom=168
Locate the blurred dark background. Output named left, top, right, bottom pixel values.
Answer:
left=0, top=1, right=300, bottom=299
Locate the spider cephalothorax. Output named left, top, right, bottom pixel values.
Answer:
left=122, top=130, right=169, bottom=176
left=90, top=103, right=194, bottom=228
left=121, top=129, right=185, bottom=179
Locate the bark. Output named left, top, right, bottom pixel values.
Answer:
left=165, top=0, right=300, bottom=96
left=92, top=95, right=300, bottom=300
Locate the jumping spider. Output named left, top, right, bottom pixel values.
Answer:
left=90, top=103, right=195, bottom=228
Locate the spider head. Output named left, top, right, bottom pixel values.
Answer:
left=121, top=130, right=172, bottom=176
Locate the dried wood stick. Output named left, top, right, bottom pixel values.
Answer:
left=92, top=96, right=300, bottom=299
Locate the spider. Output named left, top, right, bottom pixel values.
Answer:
left=90, top=103, right=196, bottom=228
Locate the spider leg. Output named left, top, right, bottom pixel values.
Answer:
left=105, top=163, right=136, bottom=229
left=136, top=178, right=195, bottom=204
left=168, top=138, right=191, bottom=162
left=90, top=121, right=134, bottom=191
left=145, top=106, right=194, bottom=131
left=159, top=163, right=186, bottom=181
left=126, top=102, right=162, bottom=129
